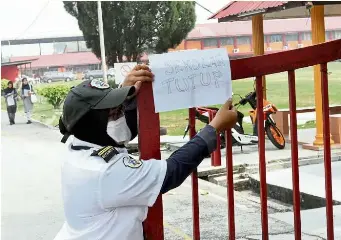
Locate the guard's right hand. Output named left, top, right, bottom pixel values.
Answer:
left=209, top=99, right=238, bottom=132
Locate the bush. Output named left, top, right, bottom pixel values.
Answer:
left=1, top=79, right=10, bottom=91
left=37, top=85, right=71, bottom=109
left=108, top=80, right=119, bottom=89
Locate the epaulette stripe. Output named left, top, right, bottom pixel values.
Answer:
left=98, top=146, right=112, bottom=155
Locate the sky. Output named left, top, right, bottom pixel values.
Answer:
left=0, top=0, right=229, bottom=40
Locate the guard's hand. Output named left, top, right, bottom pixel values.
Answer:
left=121, top=64, right=154, bottom=94
left=209, top=99, right=238, bottom=132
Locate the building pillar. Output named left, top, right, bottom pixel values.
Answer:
left=310, top=5, right=334, bottom=146
left=252, top=14, right=266, bottom=99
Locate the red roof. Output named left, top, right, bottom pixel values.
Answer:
left=187, top=17, right=341, bottom=39
left=209, top=1, right=288, bottom=20
left=10, top=52, right=100, bottom=68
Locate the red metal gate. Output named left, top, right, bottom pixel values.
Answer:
left=138, top=39, right=341, bottom=240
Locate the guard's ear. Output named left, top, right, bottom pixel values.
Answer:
left=59, top=116, right=67, bottom=135
left=59, top=116, right=71, bottom=143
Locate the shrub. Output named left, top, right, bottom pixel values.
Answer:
left=108, top=80, right=119, bottom=89
left=1, top=79, right=10, bottom=91
left=37, top=85, right=71, bottom=109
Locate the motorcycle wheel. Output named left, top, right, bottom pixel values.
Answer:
left=265, top=122, right=285, bottom=149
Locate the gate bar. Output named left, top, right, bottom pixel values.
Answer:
left=288, top=70, right=302, bottom=240
left=225, top=129, right=235, bottom=239
left=320, top=63, right=334, bottom=240
left=255, top=76, right=269, bottom=239
left=189, top=108, right=201, bottom=240
left=137, top=83, right=164, bottom=240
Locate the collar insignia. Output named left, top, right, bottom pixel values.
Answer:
left=91, top=146, right=118, bottom=162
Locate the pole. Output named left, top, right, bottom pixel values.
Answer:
left=310, top=5, right=334, bottom=146
left=252, top=14, right=266, bottom=99
left=97, top=1, right=108, bottom=83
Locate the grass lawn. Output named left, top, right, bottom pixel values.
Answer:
left=160, top=62, right=341, bottom=135
left=2, top=62, right=340, bottom=135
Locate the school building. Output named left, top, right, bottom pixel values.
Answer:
left=169, top=16, right=341, bottom=58
left=1, top=16, right=340, bottom=81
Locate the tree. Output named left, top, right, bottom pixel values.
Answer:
left=64, top=1, right=196, bottom=66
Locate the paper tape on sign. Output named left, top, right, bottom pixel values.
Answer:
left=114, top=62, right=137, bottom=84
left=149, top=48, right=232, bottom=113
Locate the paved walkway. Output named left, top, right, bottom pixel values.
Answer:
left=1, top=112, right=338, bottom=239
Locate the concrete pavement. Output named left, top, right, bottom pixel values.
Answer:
left=1, top=112, right=338, bottom=239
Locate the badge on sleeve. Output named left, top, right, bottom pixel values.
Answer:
left=123, top=156, right=143, bottom=168
left=91, top=146, right=118, bottom=162
left=90, top=79, right=110, bottom=89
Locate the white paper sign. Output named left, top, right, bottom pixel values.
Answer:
left=24, top=89, right=30, bottom=97
left=149, top=48, right=232, bottom=113
left=114, top=62, right=137, bottom=84
left=7, top=94, right=15, bottom=106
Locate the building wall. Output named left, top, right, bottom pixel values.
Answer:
left=1, top=65, right=19, bottom=81
left=169, top=30, right=341, bottom=54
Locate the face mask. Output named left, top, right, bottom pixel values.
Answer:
left=106, top=116, right=132, bottom=145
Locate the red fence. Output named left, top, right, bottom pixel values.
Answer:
left=137, top=39, right=341, bottom=240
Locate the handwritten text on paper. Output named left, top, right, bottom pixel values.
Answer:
left=149, top=48, right=232, bottom=113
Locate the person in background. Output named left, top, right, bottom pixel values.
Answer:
left=21, top=77, right=34, bottom=124
left=3, top=81, right=18, bottom=125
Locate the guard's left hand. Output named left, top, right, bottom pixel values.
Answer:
left=122, top=64, right=154, bottom=95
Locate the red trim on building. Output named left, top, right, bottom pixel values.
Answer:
left=283, top=34, right=287, bottom=46
left=298, top=32, right=302, bottom=44
left=233, top=37, right=238, bottom=48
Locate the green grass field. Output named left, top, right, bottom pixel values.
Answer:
left=2, top=62, right=340, bottom=134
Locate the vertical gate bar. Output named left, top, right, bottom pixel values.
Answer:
left=137, top=83, right=164, bottom=240
left=255, top=76, right=269, bottom=240
left=225, top=129, right=235, bottom=240
left=209, top=111, right=215, bottom=166
left=189, top=108, right=201, bottom=240
left=213, top=111, right=222, bottom=166
left=320, top=63, right=334, bottom=240
left=288, top=70, right=302, bottom=240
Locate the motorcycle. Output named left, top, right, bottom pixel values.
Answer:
left=183, top=90, right=286, bottom=150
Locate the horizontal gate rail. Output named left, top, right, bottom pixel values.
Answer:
left=230, top=39, right=341, bottom=80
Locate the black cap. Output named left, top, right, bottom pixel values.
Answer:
left=62, top=79, right=135, bottom=133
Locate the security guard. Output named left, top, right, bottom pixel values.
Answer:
left=54, top=64, right=237, bottom=240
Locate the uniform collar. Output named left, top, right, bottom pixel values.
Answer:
left=70, top=136, right=128, bottom=154
left=72, top=137, right=102, bottom=149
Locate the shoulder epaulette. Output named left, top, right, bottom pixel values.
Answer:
left=91, top=146, right=119, bottom=163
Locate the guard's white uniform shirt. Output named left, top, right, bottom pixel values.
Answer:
left=54, top=137, right=167, bottom=240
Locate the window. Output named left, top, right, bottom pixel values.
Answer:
left=78, top=41, right=92, bottom=52
left=203, top=38, right=218, bottom=47
left=237, top=36, right=250, bottom=45
left=53, top=41, right=78, bottom=54
left=334, top=31, right=341, bottom=40
left=268, top=34, right=282, bottom=43
left=220, top=37, right=234, bottom=46
left=1, top=44, right=41, bottom=58
left=40, top=43, right=54, bottom=55
left=286, top=33, right=298, bottom=42
left=301, top=32, right=312, bottom=41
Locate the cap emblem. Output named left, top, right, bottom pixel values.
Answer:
left=90, top=79, right=110, bottom=89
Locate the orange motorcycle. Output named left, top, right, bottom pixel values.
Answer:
left=184, top=89, right=286, bottom=150
left=232, top=90, right=286, bottom=149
